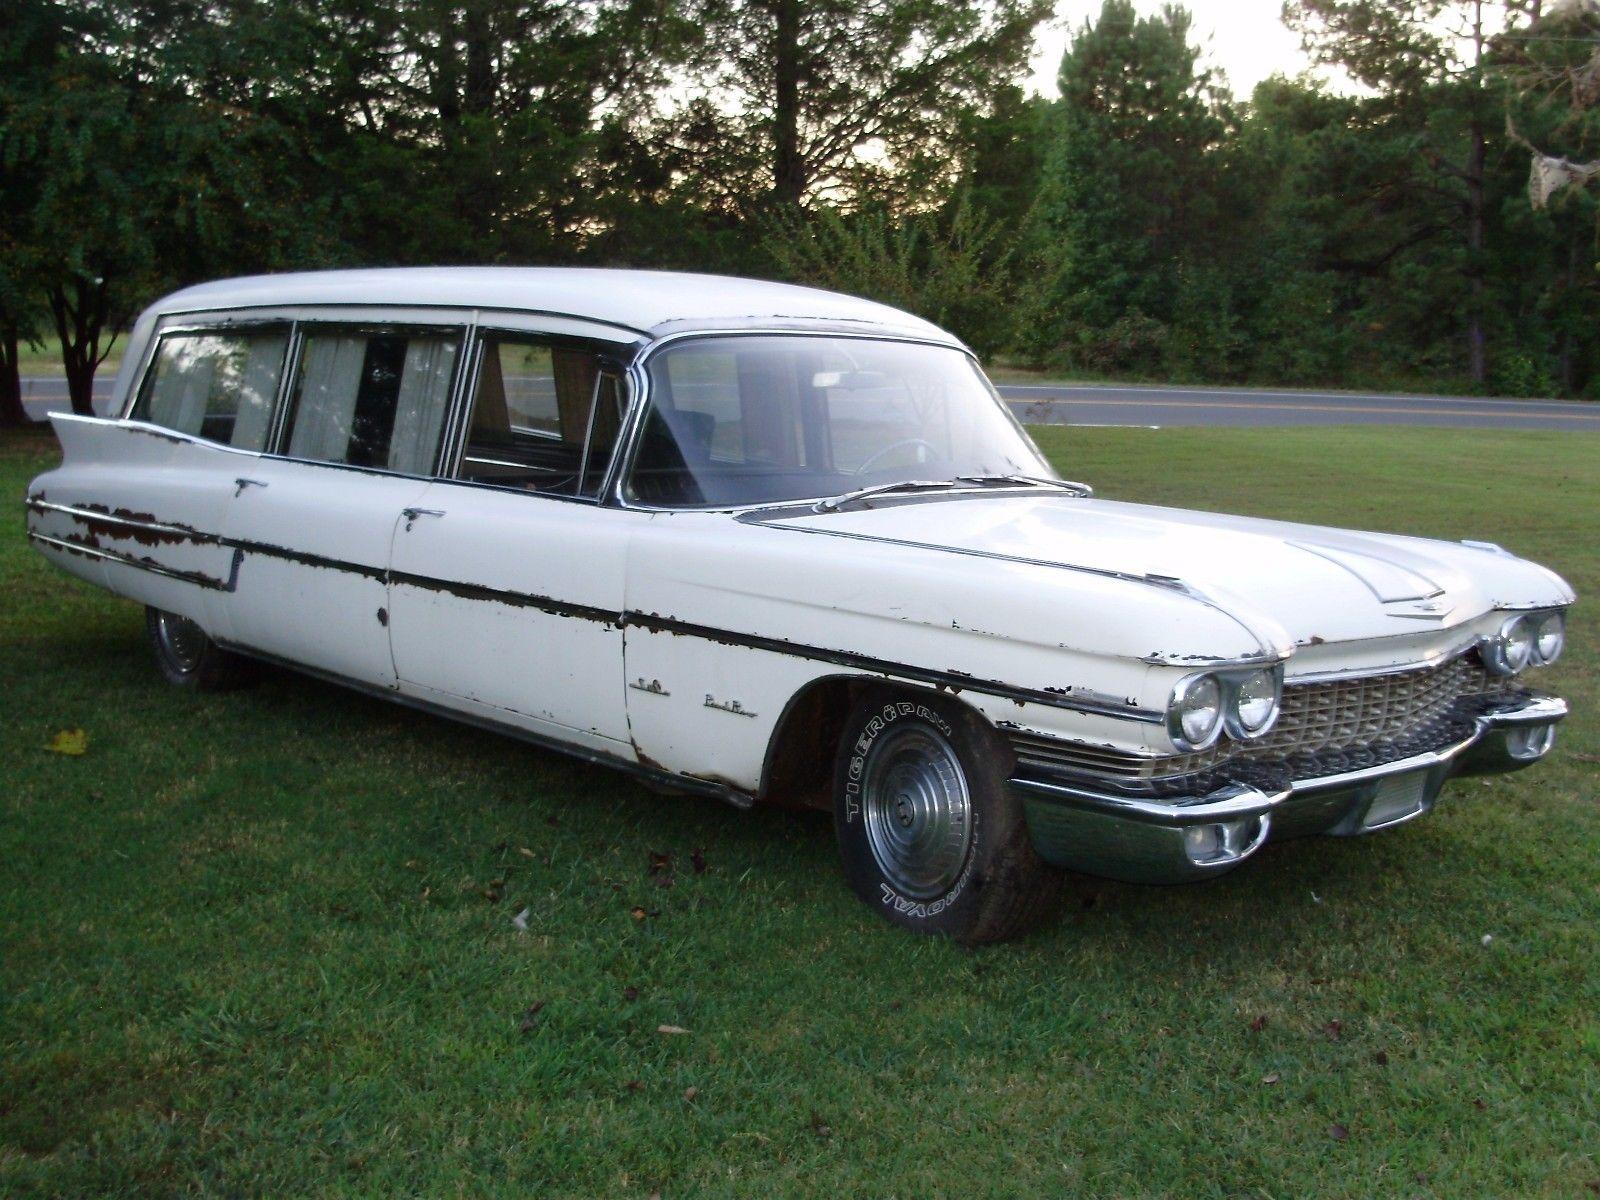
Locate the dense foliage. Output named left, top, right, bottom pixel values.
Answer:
left=3, top=0, right=1599, bottom=418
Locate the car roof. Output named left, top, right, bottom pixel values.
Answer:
left=148, top=267, right=965, bottom=347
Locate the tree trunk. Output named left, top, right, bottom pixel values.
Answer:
left=1465, top=118, right=1486, bottom=387
left=1559, top=226, right=1578, bottom=395
left=1464, top=0, right=1487, bottom=388
left=0, top=324, right=29, bottom=428
left=48, top=275, right=111, bottom=417
left=463, top=5, right=495, bottom=119
left=772, top=0, right=806, bottom=208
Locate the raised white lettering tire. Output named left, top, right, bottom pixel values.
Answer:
left=833, top=688, right=1062, bottom=944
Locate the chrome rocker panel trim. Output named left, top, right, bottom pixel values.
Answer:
left=1013, top=693, right=1568, bottom=884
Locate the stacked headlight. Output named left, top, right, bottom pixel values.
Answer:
left=1168, top=674, right=1223, bottom=750
left=1533, top=611, right=1566, bottom=665
left=1227, top=667, right=1282, bottom=738
left=1484, top=613, right=1536, bottom=676
left=1169, top=666, right=1284, bottom=751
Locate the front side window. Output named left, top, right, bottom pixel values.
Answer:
left=456, top=334, right=626, bottom=498
left=132, top=329, right=289, bottom=450
left=627, top=336, right=1050, bottom=507
left=282, top=329, right=461, bottom=474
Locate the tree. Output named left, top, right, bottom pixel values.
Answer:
left=767, top=193, right=1018, bottom=354
left=284, top=0, right=691, bottom=263
left=0, top=0, right=65, bottom=426
left=657, top=0, right=1051, bottom=218
left=1033, top=0, right=1232, bottom=372
left=1285, top=0, right=1536, bottom=386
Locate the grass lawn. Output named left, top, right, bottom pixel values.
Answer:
left=2, top=424, right=1596, bottom=1197
left=14, top=335, right=122, bottom=378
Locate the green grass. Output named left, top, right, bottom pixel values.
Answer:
left=13, top=335, right=122, bottom=377
left=3, top=424, right=1596, bottom=1197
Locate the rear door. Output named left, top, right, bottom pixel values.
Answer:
left=219, top=323, right=464, bottom=687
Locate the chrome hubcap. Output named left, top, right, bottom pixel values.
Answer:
left=861, top=724, right=973, bottom=899
left=156, top=611, right=206, bottom=673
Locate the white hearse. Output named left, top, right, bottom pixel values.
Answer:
left=27, top=268, right=1574, bottom=942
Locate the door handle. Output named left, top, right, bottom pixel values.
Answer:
left=234, top=477, right=268, bottom=496
left=401, top=507, right=446, bottom=531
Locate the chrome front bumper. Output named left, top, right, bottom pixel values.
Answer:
left=1014, top=694, right=1569, bottom=884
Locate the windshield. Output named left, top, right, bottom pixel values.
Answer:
left=626, top=335, right=1051, bottom=508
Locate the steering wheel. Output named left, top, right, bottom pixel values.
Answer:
left=853, top=438, right=939, bottom=476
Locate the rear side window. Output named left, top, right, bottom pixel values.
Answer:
left=284, top=329, right=461, bottom=474
left=133, top=330, right=289, bottom=450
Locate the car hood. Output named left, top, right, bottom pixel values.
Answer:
left=749, top=492, right=1573, bottom=656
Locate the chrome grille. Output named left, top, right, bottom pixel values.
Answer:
left=1011, top=653, right=1500, bottom=782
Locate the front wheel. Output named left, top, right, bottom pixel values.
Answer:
left=145, top=606, right=256, bottom=691
left=833, top=689, right=1062, bottom=944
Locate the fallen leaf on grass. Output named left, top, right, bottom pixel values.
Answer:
left=44, top=729, right=88, bottom=756
left=683, top=1086, right=698, bottom=1102
left=1249, top=1015, right=1268, bottom=1033
left=518, top=847, right=535, bottom=859
left=1261, top=1073, right=1280, bottom=1085
left=648, top=851, right=672, bottom=875
left=624, top=1080, right=644, bottom=1093
left=630, top=906, right=648, bottom=921
left=1329, top=1123, right=1349, bottom=1142
left=657, top=1024, right=689, bottom=1035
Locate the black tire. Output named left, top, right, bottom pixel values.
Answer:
left=833, top=687, right=1062, bottom=945
left=144, top=606, right=257, bottom=691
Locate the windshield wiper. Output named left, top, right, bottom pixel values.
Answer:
left=814, top=474, right=1092, bottom=514
left=813, top=479, right=967, bottom=513
left=956, top=474, right=1094, bottom=497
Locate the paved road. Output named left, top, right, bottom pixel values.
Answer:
left=996, top=382, right=1600, bottom=431
left=19, top=375, right=1600, bottom=431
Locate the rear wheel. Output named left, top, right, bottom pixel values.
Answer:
left=145, top=606, right=256, bottom=691
left=832, top=688, right=1062, bottom=944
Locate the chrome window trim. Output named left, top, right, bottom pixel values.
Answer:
left=150, top=299, right=654, bottom=342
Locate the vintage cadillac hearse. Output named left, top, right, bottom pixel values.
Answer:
left=27, top=268, right=1574, bottom=942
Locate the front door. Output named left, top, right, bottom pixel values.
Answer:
left=384, top=331, right=636, bottom=749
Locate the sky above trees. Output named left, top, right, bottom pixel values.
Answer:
left=1030, top=0, right=1325, bottom=95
